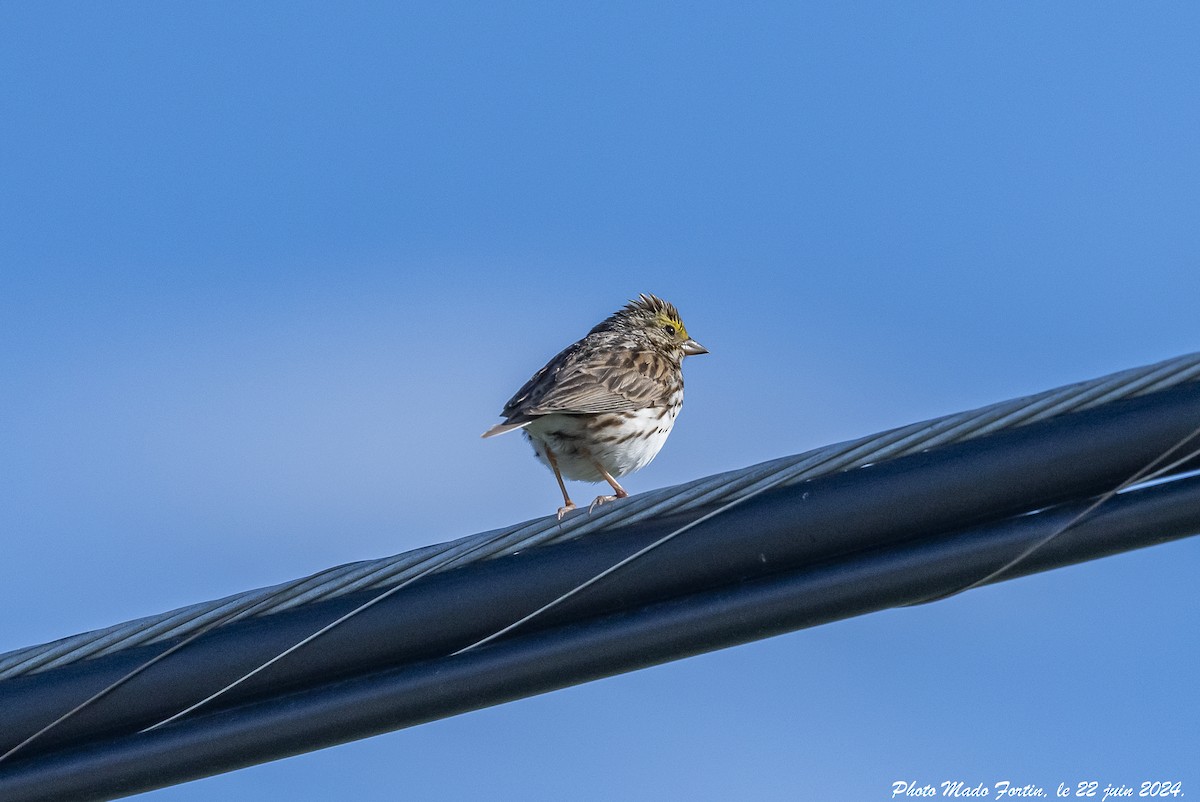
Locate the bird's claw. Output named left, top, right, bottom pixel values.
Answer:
left=588, top=495, right=621, bottom=514
left=556, top=502, right=577, bottom=521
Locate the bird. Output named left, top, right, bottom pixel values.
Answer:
left=483, top=294, right=708, bottom=519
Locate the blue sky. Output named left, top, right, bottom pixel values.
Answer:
left=2, top=3, right=1198, bottom=799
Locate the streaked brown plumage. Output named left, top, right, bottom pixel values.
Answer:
left=483, top=294, right=707, bottom=519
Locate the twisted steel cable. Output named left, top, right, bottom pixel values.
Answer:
left=3, top=351, right=1199, bottom=681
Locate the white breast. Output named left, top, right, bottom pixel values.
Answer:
left=523, top=397, right=681, bottom=484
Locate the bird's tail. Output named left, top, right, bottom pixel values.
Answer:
left=481, top=420, right=532, bottom=438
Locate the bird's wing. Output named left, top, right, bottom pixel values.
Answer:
left=515, top=347, right=674, bottom=416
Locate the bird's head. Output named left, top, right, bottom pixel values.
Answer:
left=596, top=293, right=708, bottom=357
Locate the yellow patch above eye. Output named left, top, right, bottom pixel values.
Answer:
left=655, top=311, right=689, bottom=339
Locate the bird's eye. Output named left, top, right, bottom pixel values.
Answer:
left=663, top=324, right=676, bottom=337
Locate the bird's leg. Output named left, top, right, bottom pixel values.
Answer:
left=587, top=459, right=629, bottom=513
left=544, top=447, right=576, bottom=520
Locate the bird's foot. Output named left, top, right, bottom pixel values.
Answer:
left=588, top=493, right=626, bottom=513
left=556, top=501, right=577, bottom=521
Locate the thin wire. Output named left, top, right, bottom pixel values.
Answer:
left=906, top=423, right=1200, bottom=605
left=143, top=469, right=795, bottom=730
left=452, top=480, right=785, bottom=655
left=0, top=605, right=251, bottom=764
left=142, top=569, right=430, bottom=732
left=14, top=493, right=572, bottom=747
left=0, top=562, right=369, bottom=764
left=140, top=506, right=593, bottom=732
left=453, top=424, right=1200, bottom=653
left=143, top=585, right=410, bottom=732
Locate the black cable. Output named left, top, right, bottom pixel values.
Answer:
left=0, top=475, right=1197, bottom=802
left=2, top=383, right=1200, bottom=799
left=4, top=382, right=1199, bottom=763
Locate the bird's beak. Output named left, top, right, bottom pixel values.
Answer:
left=681, top=339, right=709, bottom=356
